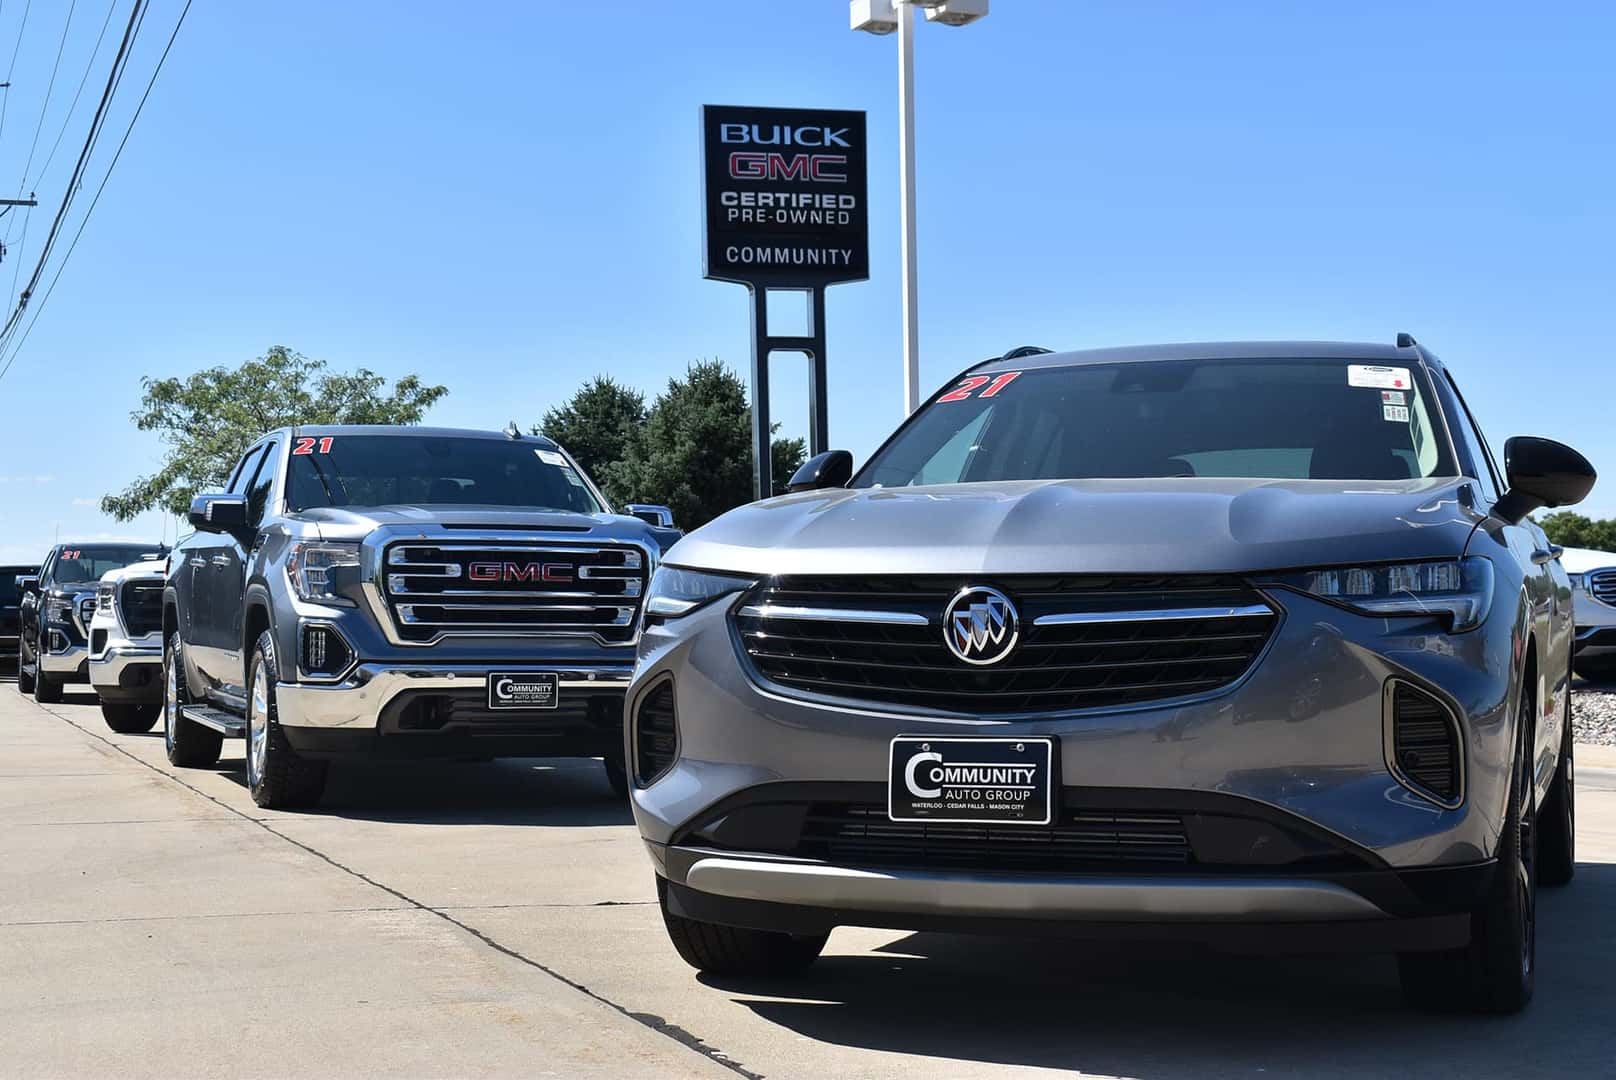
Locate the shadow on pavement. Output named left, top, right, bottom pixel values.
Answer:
left=706, top=863, right=1616, bottom=1077
left=215, top=753, right=633, bottom=827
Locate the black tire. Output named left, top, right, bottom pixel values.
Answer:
left=16, top=644, right=34, bottom=694
left=1399, top=678, right=1537, bottom=1014
left=603, top=755, right=630, bottom=799
left=657, top=878, right=827, bottom=976
left=163, top=632, right=222, bottom=768
left=102, top=702, right=160, bottom=734
left=1539, top=669, right=1575, bottom=888
left=245, top=631, right=327, bottom=810
left=34, top=671, right=63, bottom=704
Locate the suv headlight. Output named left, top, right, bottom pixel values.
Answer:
left=644, top=566, right=755, bottom=621
left=287, top=542, right=361, bottom=605
left=1269, top=557, right=1494, bottom=632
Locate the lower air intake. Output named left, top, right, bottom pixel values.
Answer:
left=1389, top=681, right=1462, bottom=806
left=634, top=680, right=677, bottom=786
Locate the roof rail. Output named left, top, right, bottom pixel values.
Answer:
left=999, top=345, right=1053, bottom=361
left=1395, top=332, right=1418, bottom=348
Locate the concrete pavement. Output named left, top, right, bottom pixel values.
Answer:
left=5, top=680, right=1616, bottom=1079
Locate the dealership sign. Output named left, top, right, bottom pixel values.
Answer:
left=702, top=104, right=869, bottom=286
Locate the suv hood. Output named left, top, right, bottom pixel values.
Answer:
left=668, top=477, right=1485, bottom=577
left=296, top=505, right=673, bottom=549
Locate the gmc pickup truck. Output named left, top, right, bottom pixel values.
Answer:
left=17, top=544, right=166, bottom=702
left=163, top=424, right=678, bottom=809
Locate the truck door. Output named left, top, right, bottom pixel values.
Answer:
left=211, top=437, right=281, bottom=700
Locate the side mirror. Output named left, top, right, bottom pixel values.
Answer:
left=624, top=504, right=675, bottom=529
left=786, top=450, right=854, bottom=493
left=1493, top=436, right=1597, bottom=524
left=188, top=493, right=248, bottom=533
left=14, top=574, right=38, bottom=594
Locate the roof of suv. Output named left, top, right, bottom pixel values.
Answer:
left=280, top=425, right=559, bottom=450
left=971, top=340, right=1430, bottom=374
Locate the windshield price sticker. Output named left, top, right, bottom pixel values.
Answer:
left=292, top=437, right=334, bottom=456
left=535, top=449, right=568, bottom=466
left=889, top=736, right=1054, bottom=825
left=1383, top=404, right=1411, bottom=423
left=1381, top=390, right=1406, bottom=405
left=1347, top=365, right=1412, bottom=391
left=937, top=370, right=1022, bottom=403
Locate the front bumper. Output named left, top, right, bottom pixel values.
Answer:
left=88, top=644, right=162, bottom=701
left=39, top=640, right=88, bottom=680
left=1573, top=589, right=1616, bottom=658
left=275, top=661, right=632, bottom=760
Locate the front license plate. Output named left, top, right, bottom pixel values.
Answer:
left=487, top=672, right=559, bottom=710
left=888, top=736, right=1054, bottom=825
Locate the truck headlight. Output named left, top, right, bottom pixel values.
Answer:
left=97, top=582, right=116, bottom=611
left=287, top=542, right=361, bottom=605
left=1269, top=557, right=1494, bottom=632
left=47, top=598, right=75, bottom=623
left=644, top=566, right=755, bottom=621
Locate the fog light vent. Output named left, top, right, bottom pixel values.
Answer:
left=91, top=629, right=108, bottom=655
left=634, top=679, right=678, bottom=786
left=1389, top=681, right=1462, bottom=806
left=300, top=623, right=353, bottom=679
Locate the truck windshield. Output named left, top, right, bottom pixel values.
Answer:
left=285, top=435, right=606, bottom=514
left=50, top=547, right=162, bottom=585
left=854, top=357, right=1457, bottom=488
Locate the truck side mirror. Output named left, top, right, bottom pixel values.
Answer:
left=624, top=504, right=676, bottom=529
left=787, top=450, right=854, bottom=493
left=1493, top=436, right=1597, bottom=524
left=14, top=574, right=38, bottom=594
left=188, top=494, right=249, bottom=533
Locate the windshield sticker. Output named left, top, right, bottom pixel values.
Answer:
left=938, top=371, right=1022, bottom=402
left=535, top=449, right=568, bottom=466
left=292, top=436, right=334, bottom=456
left=1383, top=404, right=1411, bottom=423
left=1348, top=364, right=1412, bottom=391
left=1380, top=390, right=1406, bottom=405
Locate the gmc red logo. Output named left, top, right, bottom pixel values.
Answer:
left=728, top=152, right=846, bottom=182
left=467, top=561, right=573, bottom=583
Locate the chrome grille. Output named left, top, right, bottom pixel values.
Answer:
left=381, top=540, right=646, bottom=644
left=734, top=575, right=1276, bottom=714
left=119, top=580, right=164, bottom=637
left=1588, top=568, right=1616, bottom=606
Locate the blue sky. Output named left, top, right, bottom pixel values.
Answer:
left=0, top=1, right=1612, bottom=565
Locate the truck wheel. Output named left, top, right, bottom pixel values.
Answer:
left=164, top=632, right=221, bottom=768
left=1399, top=678, right=1537, bottom=1013
left=245, top=631, right=327, bottom=810
left=102, top=702, right=160, bottom=734
left=657, top=878, right=827, bottom=976
left=602, top=755, right=629, bottom=799
left=1538, top=667, right=1575, bottom=888
left=34, top=671, right=63, bottom=704
left=16, top=644, right=34, bottom=694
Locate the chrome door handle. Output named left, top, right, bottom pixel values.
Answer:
left=210, top=555, right=231, bottom=568
left=1531, top=546, right=1561, bottom=565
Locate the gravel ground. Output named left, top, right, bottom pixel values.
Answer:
left=1573, top=683, right=1616, bottom=745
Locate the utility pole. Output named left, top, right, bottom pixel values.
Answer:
left=0, top=198, right=38, bottom=208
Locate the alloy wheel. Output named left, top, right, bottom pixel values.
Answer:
left=163, top=648, right=178, bottom=754
left=247, top=662, right=270, bottom=788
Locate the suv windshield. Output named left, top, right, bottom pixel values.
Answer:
left=49, top=546, right=162, bottom=585
left=286, top=435, right=605, bottom=514
left=856, top=357, right=1456, bottom=487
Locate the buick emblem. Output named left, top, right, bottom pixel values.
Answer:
left=943, top=586, right=1020, bottom=666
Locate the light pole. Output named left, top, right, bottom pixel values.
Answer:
left=851, top=0, right=989, bottom=414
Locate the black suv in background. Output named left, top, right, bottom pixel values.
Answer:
left=17, top=544, right=167, bottom=701
left=2, top=564, right=39, bottom=675
left=163, top=424, right=678, bottom=809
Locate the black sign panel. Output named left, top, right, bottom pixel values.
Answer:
left=487, top=672, right=558, bottom=711
left=889, top=736, right=1055, bottom=825
left=702, top=104, right=869, bottom=286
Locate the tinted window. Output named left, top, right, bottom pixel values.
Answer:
left=47, top=545, right=163, bottom=585
left=229, top=446, right=265, bottom=496
left=856, top=358, right=1457, bottom=487
left=247, top=438, right=282, bottom=525
left=286, top=436, right=604, bottom=514
left=1439, top=373, right=1502, bottom=503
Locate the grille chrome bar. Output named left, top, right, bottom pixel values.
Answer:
left=1589, top=568, right=1616, bottom=606
left=1033, top=603, right=1273, bottom=627
left=737, top=604, right=929, bottom=626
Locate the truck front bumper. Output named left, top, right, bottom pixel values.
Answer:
left=275, top=662, right=632, bottom=760
left=88, top=645, right=162, bottom=702
left=39, top=640, right=88, bottom=680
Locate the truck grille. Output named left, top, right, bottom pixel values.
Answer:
left=734, top=575, right=1276, bottom=714
left=380, top=541, right=646, bottom=644
left=1588, top=568, right=1616, bottom=606
left=119, top=580, right=164, bottom=637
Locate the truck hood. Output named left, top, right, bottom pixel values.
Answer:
left=667, top=477, right=1486, bottom=577
left=294, top=505, right=674, bottom=551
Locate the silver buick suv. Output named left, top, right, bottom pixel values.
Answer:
left=627, top=338, right=1594, bottom=1013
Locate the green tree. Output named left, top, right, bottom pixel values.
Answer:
left=103, top=346, right=447, bottom=521
left=1537, top=512, right=1616, bottom=552
left=604, top=360, right=806, bottom=529
left=534, top=375, right=646, bottom=506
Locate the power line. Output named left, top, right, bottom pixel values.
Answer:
left=0, top=0, right=190, bottom=385
left=28, top=0, right=118, bottom=201
left=0, top=0, right=144, bottom=350
left=13, top=0, right=78, bottom=196
left=0, top=0, right=31, bottom=143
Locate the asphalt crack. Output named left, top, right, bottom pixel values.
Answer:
left=40, top=703, right=763, bottom=1080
